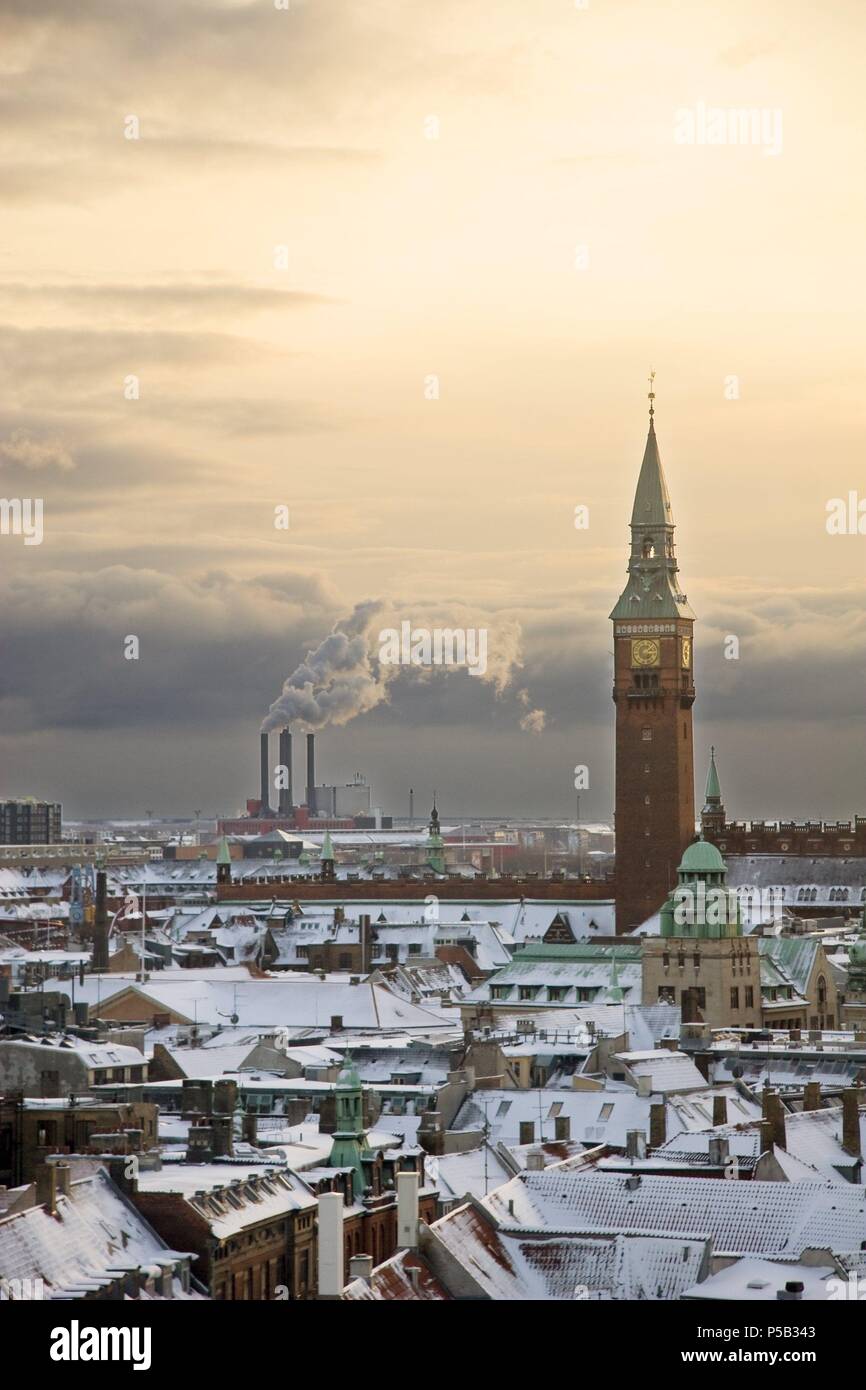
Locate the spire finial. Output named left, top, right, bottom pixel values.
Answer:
left=647, top=368, right=656, bottom=420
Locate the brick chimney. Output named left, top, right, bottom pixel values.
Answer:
left=803, top=1080, right=821, bottom=1112
left=36, top=1164, right=59, bottom=1215
left=93, top=869, right=110, bottom=972
left=649, top=1101, right=666, bottom=1148
left=842, top=1087, right=862, bottom=1158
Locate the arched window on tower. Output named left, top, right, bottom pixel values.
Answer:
left=642, top=538, right=656, bottom=559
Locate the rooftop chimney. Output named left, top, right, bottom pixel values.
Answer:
left=306, top=733, right=316, bottom=812
left=397, top=1170, right=420, bottom=1248
left=842, top=1086, right=862, bottom=1158
left=93, top=868, right=109, bottom=972
left=348, top=1254, right=373, bottom=1284
left=278, top=728, right=293, bottom=816
left=803, top=1081, right=822, bottom=1112
left=317, top=1191, right=344, bottom=1298
left=712, top=1094, right=728, bottom=1127
left=626, top=1130, right=647, bottom=1161
left=649, top=1101, right=666, bottom=1148
left=260, top=731, right=273, bottom=816
left=525, top=1148, right=545, bottom=1172
left=708, top=1136, right=730, bottom=1168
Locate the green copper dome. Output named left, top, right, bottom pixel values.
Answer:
left=679, top=837, right=726, bottom=875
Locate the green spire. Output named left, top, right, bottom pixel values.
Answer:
left=630, top=419, right=674, bottom=532
left=704, top=746, right=721, bottom=805
left=321, top=830, right=334, bottom=860
left=216, top=836, right=231, bottom=866
left=607, top=948, right=624, bottom=1004
left=610, top=384, right=695, bottom=622
left=329, top=1051, right=369, bottom=1199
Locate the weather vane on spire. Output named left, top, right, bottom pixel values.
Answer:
left=648, top=368, right=656, bottom=419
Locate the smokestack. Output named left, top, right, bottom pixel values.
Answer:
left=93, top=868, right=109, bottom=971
left=306, top=732, right=316, bottom=812
left=279, top=728, right=293, bottom=816
left=260, top=731, right=272, bottom=815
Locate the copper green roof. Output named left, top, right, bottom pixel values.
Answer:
left=216, top=836, right=232, bottom=866
left=321, top=831, right=334, bottom=860
left=679, top=837, right=726, bottom=875
left=705, top=747, right=721, bottom=804
left=630, top=420, right=674, bottom=531
left=610, top=417, right=696, bottom=622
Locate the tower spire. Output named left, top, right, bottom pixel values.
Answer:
left=648, top=368, right=656, bottom=422
left=704, top=746, right=721, bottom=806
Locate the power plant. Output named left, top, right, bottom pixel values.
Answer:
left=217, top=729, right=392, bottom=835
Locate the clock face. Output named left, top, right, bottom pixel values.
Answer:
left=631, top=638, right=660, bottom=668
left=681, top=638, right=692, bottom=669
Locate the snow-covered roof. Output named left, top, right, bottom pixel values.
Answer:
left=0, top=1167, right=199, bottom=1300
left=483, top=1170, right=866, bottom=1258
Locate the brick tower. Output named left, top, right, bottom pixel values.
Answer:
left=610, top=379, right=696, bottom=932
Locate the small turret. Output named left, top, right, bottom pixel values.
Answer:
left=216, top=836, right=232, bottom=886
left=320, top=830, right=336, bottom=884
left=426, top=796, right=445, bottom=875
left=701, top=746, right=726, bottom=840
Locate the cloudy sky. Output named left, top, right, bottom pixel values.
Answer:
left=1, top=0, right=864, bottom=821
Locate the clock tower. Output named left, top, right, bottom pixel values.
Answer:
left=610, top=380, right=696, bottom=932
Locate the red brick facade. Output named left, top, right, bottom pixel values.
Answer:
left=613, top=620, right=696, bottom=932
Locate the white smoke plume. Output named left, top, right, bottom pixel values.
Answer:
left=263, top=599, right=544, bottom=734
left=261, top=600, right=388, bottom=733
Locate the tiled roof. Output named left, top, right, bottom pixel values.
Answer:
left=429, top=1202, right=708, bottom=1299
left=0, top=1168, right=196, bottom=1299
left=483, top=1170, right=866, bottom=1257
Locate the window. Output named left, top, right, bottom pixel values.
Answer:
left=598, top=1103, right=614, bottom=1121
left=730, top=987, right=739, bottom=1010
left=745, top=986, right=754, bottom=1009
